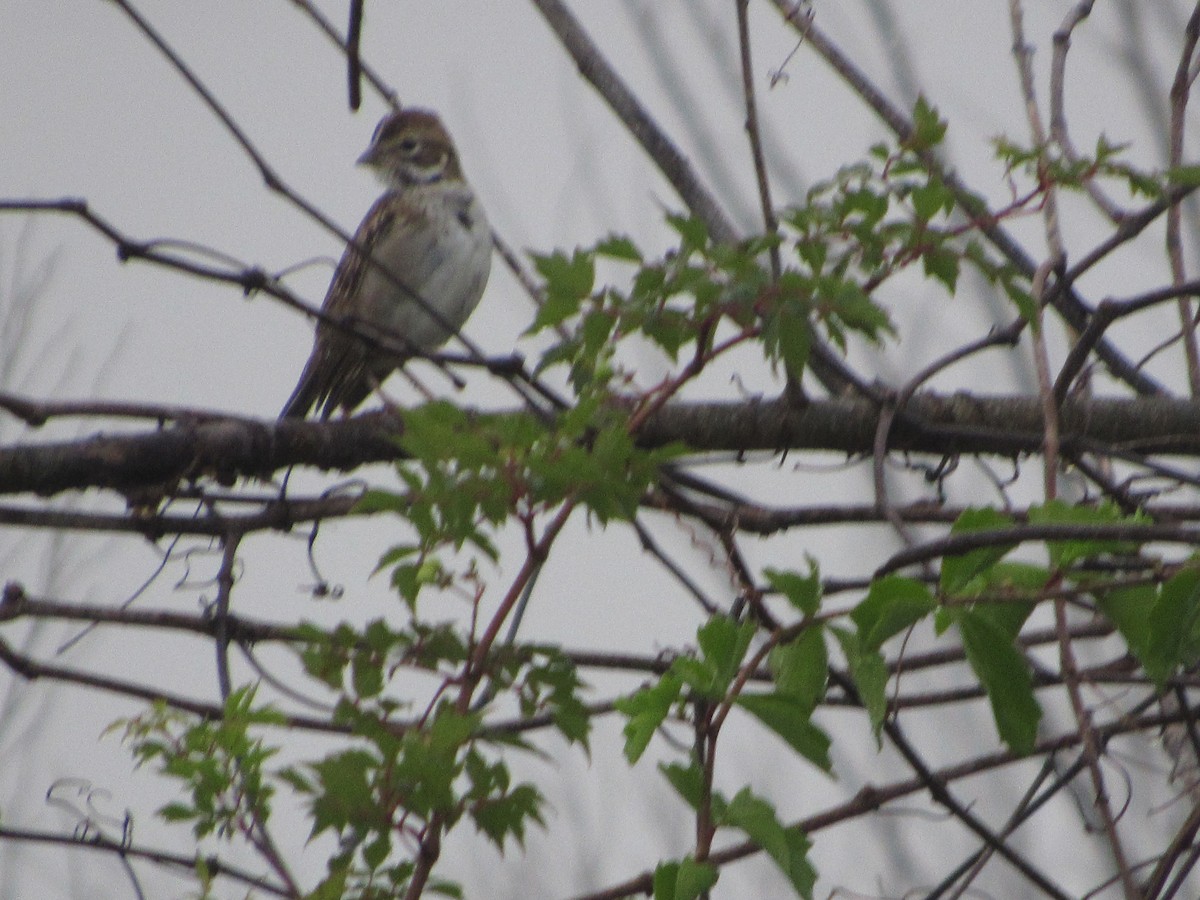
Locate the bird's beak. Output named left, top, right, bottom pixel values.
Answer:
left=356, top=145, right=380, bottom=168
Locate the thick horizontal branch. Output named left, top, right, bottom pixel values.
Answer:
left=642, top=393, right=1200, bottom=456
left=0, top=411, right=399, bottom=498
left=2, top=393, right=1200, bottom=498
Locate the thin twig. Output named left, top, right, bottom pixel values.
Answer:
left=1054, top=588, right=1140, bottom=897
left=212, top=531, right=242, bottom=700
left=284, top=0, right=398, bottom=108
left=530, top=0, right=737, bottom=243
left=1050, top=1, right=1125, bottom=221
left=769, top=0, right=1168, bottom=397
left=0, top=824, right=293, bottom=897
left=872, top=319, right=1025, bottom=543
left=345, top=0, right=364, bottom=110
left=735, top=0, right=782, bottom=279
left=1166, top=2, right=1200, bottom=395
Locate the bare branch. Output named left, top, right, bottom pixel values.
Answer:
left=769, top=1, right=1170, bottom=397
left=1167, top=2, right=1200, bottom=395
left=0, top=825, right=293, bottom=898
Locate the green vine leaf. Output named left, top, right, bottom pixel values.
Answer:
left=957, top=610, right=1041, bottom=754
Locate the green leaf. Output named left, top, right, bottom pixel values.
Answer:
left=922, top=244, right=960, bottom=292
left=528, top=249, right=596, bottom=330
left=534, top=248, right=595, bottom=297
left=735, top=692, right=832, bottom=772
left=911, top=179, right=953, bottom=223
left=677, top=616, right=757, bottom=697
left=911, top=95, right=948, bottom=149
left=594, top=233, right=643, bottom=261
left=777, top=306, right=812, bottom=379
left=768, top=627, right=828, bottom=712
left=654, top=858, right=719, bottom=900
left=1002, top=279, right=1038, bottom=323
left=659, top=761, right=705, bottom=810
left=1167, top=164, right=1200, bottom=187
left=827, top=281, right=892, bottom=341
left=832, top=626, right=889, bottom=743
left=665, top=213, right=710, bottom=250
left=843, top=187, right=889, bottom=228
left=363, top=831, right=391, bottom=870
left=722, top=789, right=817, bottom=899
left=1146, top=567, right=1200, bottom=686
left=351, top=652, right=384, bottom=699
left=530, top=653, right=591, bottom=750
left=764, top=563, right=823, bottom=617
left=614, top=672, right=683, bottom=763
left=957, top=610, right=1041, bottom=754
left=159, top=801, right=195, bottom=822
left=940, top=508, right=1017, bottom=594
left=1097, top=583, right=1155, bottom=667
left=1027, top=500, right=1145, bottom=568
left=309, top=749, right=379, bottom=837
left=470, top=783, right=545, bottom=852
left=851, top=576, right=935, bottom=650
left=307, top=869, right=349, bottom=900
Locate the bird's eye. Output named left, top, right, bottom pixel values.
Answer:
left=398, top=138, right=419, bottom=153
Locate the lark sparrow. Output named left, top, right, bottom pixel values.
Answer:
left=281, top=108, right=492, bottom=419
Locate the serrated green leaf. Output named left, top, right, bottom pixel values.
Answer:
left=735, top=692, right=832, bottom=771
left=721, top=789, right=816, bottom=899
left=1027, top=500, right=1145, bottom=568
left=851, top=576, right=935, bottom=650
left=309, top=749, right=379, bottom=837
left=594, top=233, right=642, bottom=261
left=528, top=249, right=595, bottom=330
left=1146, top=567, right=1200, bottom=686
left=363, top=831, right=391, bottom=869
left=534, top=248, right=595, bottom=297
left=962, top=560, right=1044, bottom=637
left=768, top=627, right=827, bottom=712
left=777, top=306, right=812, bottom=379
left=351, top=652, right=384, bottom=699
left=654, top=857, right=719, bottom=900
left=832, top=626, right=889, bottom=743
left=679, top=616, right=756, bottom=697
left=940, top=508, right=1017, bottom=594
left=911, top=95, right=948, bottom=148
left=614, top=672, right=683, bottom=763
left=1097, top=583, right=1155, bottom=667
left=470, top=783, right=545, bottom=852
left=922, top=244, right=960, bottom=292
left=721, top=788, right=784, bottom=851
left=659, top=761, right=705, bottom=810
left=911, top=179, right=953, bottom=223
left=958, top=610, right=1041, bottom=754
left=665, top=213, right=710, bottom=250
left=844, top=187, right=890, bottom=227
left=764, top=565, right=822, bottom=616
left=828, top=281, right=892, bottom=340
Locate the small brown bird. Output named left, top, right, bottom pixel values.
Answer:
left=281, top=108, right=492, bottom=419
